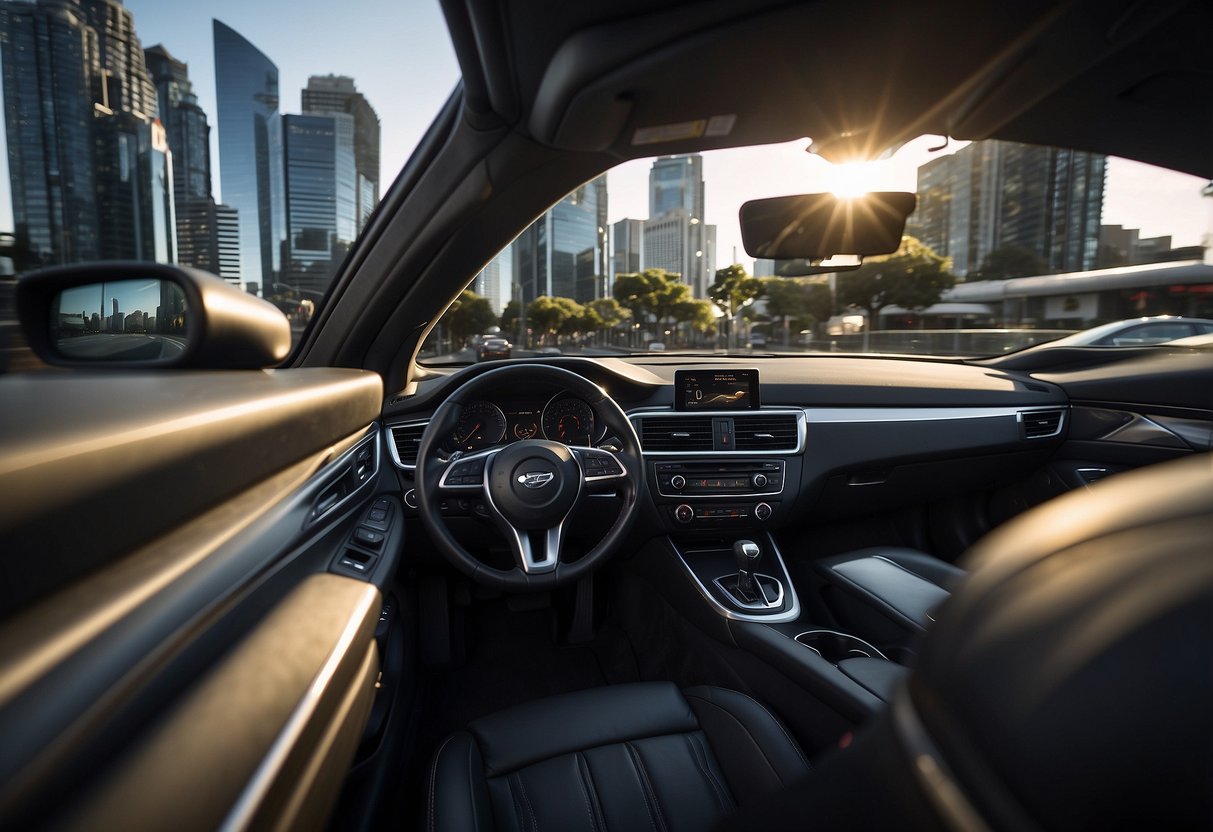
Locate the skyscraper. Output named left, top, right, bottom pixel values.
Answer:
left=513, top=176, right=608, bottom=304
left=0, top=0, right=175, bottom=267
left=215, top=203, right=241, bottom=285
left=472, top=252, right=505, bottom=314
left=0, top=0, right=99, bottom=265
left=214, top=20, right=285, bottom=291
left=913, top=140, right=1105, bottom=277
left=282, top=112, right=357, bottom=294
left=301, top=75, right=380, bottom=233
left=612, top=219, right=644, bottom=283
left=644, top=155, right=714, bottom=297
left=146, top=44, right=217, bottom=273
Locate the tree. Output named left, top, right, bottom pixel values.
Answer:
left=527, top=295, right=582, bottom=344
left=709, top=264, right=765, bottom=349
left=761, top=278, right=834, bottom=344
left=445, top=290, right=497, bottom=346
left=613, top=269, right=683, bottom=346
left=585, top=298, right=629, bottom=346
left=673, top=298, right=718, bottom=345
left=500, top=299, right=521, bottom=335
left=836, top=236, right=956, bottom=329
left=974, top=245, right=1046, bottom=281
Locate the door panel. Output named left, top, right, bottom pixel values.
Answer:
left=0, top=368, right=391, bottom=829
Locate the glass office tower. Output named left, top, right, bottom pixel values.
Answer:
left=282, top=112, right=356, bottom=295
left=213, top=20, right=284, bottom=291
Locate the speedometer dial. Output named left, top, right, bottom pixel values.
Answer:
left=542, top=397, right=596, bottom=445
left=452, top=400, right=506, bottom=451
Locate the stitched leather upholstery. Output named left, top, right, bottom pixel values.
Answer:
left=428, top=681, right=809, bottom=831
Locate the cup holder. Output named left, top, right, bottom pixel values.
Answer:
left=795, top=629, right=888, bottom=664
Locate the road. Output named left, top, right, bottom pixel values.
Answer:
left=56, top=333, right=189, bottom=361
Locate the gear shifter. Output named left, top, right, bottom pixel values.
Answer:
left=733, top=539, right=765, bottom=603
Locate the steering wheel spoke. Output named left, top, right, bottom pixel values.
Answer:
left=437, top=448, right=496, bottom=492
left=571, top=446, right=629, bottom=492
left=496, top=521, right=565, bottom=574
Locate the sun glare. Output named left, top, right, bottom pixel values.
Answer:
left=822, top=161, right=887, bottom=198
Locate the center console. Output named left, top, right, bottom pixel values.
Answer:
left=633, top=368, right=922, bottom=724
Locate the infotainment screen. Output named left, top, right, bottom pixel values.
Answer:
left=675, top=369, right=760, bottom=411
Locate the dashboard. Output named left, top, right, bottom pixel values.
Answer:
left=386, top=355, right=1078, bottom=533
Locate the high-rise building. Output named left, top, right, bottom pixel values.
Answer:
left=513, top=175, right=607, bottom=304
left=611, top=219, right=644, bottom=283
left=0, top=0, right=99, bottom=265
left=649, top=154, right=704, bottom=219
left=215, top=203, right=241, bottom=285
left=913, top=140, right=1105, bottom=277
left=0, top=0, right=175, bottom=267
left=301, top=75, right=380, bottom=234
left=214, top=20, right=284, bottom=292
left=281, top=112, right=357, bottom=295
left=146, top=44, right=218, bottom=274
left=472, top=252, right=505, bottom=314
left=644, top=154, right=714, bottom=296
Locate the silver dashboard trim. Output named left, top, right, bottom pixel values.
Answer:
left=666, top=533, right=801, bottom=623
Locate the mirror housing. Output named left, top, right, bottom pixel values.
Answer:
left=16, top=263, right=291, bottom=369
left=739, top=192, right=917, bottom=264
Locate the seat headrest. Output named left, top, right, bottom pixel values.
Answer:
left=907, top=453, right=1213, bottom=830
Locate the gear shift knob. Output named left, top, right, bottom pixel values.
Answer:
left=733, top=539, right=763, bottom=600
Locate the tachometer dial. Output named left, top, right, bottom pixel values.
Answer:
left=542, top=397, right=596, bottom=445
left=452, top=400, right=506, bottom=451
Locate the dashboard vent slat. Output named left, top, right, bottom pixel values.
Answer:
left=639, top=416, right=714, bottom=451
left=388, top=423, right=427, bottom=466
left=734, top=414, right=799, bottom=450
left=1020, top=409, right=1065, bottom=439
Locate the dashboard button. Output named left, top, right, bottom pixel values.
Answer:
left=752, top=473, right=768, bottom=488
left=670, top=474, right=686, bottom=490
left=754, top=502, right=772, bottom=522
left=674, top=504, right=694, bottom=523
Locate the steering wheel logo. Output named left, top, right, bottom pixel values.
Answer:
left=517, top=471, right=555, bottom=489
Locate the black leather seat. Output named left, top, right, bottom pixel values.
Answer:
left=427, top=681, right=810, bottom=831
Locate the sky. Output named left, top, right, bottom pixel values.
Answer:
left=4, top=0, right=1209, bottom=276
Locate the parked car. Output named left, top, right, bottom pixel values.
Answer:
left=476, top=337, right=511, bottom=360
left=1045, top=316, right=1213, bottom=347
left=1, top=1, right=1210, bottom=830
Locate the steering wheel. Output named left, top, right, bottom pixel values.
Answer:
left=415, top=364, right=645, bottom=590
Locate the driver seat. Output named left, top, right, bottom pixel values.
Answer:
left=427, top=682, right=810, bottom=831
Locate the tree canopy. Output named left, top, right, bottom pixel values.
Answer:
left=444, top=290, right=497, bottom=344
left=761, top=278, right=834, bottom=340
left=836, top=236, right=956, bottom=325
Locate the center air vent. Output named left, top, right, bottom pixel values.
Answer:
left=388, top=422, right=427, bottom=467
left=734, top=414, right=799, bottom=450
left=639, top=416, right=714, bottom=452
left=1020, top=408, right=1065, bottom=439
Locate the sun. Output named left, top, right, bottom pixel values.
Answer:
left=821, top=161, right=887, bottom=198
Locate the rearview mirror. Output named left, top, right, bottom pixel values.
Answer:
left=739, top=192, right=917, bottom=262
left=17, top=263, right=291, bottom=369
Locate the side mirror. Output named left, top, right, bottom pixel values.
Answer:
left=739, top=192, right=917, bottom=270
left=16, top=263, right=291, bottom=369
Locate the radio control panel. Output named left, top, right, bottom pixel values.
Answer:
left=653, top=460, right=784, bottom=498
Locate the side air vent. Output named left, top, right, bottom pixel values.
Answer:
left=1020, top=408, right=1065, bottom=439
left=388, top=422, right=427, bottom=467
left=734, top=414, right=799, bottom=450
left=639, top=416, right=714, bottom=452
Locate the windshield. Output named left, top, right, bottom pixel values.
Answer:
left=0, top=0, right=458, bottom=369
left=421, top=137, right=1212, bottom=363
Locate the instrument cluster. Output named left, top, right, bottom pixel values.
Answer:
left=449, top=394, right=601, bottom=452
